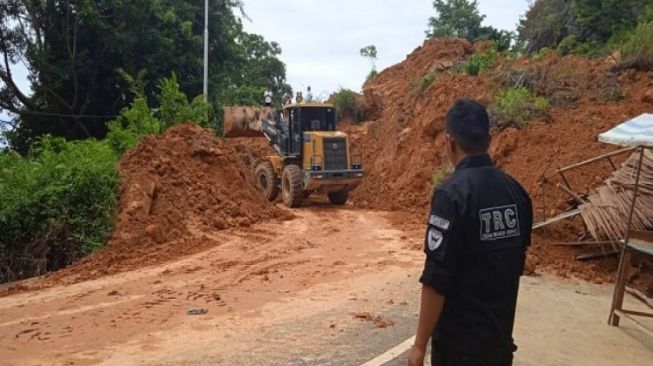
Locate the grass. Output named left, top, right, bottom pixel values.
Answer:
left=489, top=87, right=550, bottom=129
left=412, top=71, right=439, bottom=94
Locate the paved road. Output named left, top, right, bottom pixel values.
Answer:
left=1, top=208, right=652, bottom=365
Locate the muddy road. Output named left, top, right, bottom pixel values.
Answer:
left=1, top=205, right=652, bottom=366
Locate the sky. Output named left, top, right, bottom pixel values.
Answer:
left=1, top=0, right=530, bottom=139
left=240, top=0, right=531, bottom=99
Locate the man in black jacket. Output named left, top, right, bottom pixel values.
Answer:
left=407, top=99, right=533, bottom=366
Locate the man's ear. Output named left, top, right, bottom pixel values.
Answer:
left=447, top=133, right=457, bottom=154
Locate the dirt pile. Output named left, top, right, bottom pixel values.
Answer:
left=45, top=124, right=291, bottom=283
left=223, top=106, right=273, bottom=138
left=348, top=37, right=653, bottom=290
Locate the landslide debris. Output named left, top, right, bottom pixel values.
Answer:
left=43, top=124, right=291, bottom=284
left=348, top=37, right=653, bottom=292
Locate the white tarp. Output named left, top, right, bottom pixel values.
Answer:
left=599, top=113, right=653, bottom=148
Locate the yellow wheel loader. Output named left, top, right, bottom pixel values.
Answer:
left=224, top=103, right=364, bottom=208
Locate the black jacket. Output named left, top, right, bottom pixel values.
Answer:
left=419, top=153, right=533, bottom=357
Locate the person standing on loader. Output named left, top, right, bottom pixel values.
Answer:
left=264, top=89, right=273, bottom=107
left=306, top=86, right=314, bottom=102
left=282, top=91, right=292, bottom=106
left=407, top=99, right=533, bottom=366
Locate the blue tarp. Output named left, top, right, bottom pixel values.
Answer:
left=599, top=113, right=653, bottom=148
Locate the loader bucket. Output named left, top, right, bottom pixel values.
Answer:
left=223, top=106, right=273, bottom=138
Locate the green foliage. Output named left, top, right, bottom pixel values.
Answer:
left=0, top=73, right=212, bottom=282
left=106, top=98, right=160, bottom=155
left=361, top=45, right=379, bottom=86
left=412, top=71, right=439, bottom=93
left=427, top=0, right=485, bottom=39
left=463, top=47, right=498, bottom=76
left=106, top=74, right=211, bottom=155
left=516, top=0, right=571, bottom=53
left=556, top=35, right=579, bottom=55
left=0, top=137, right=119, bottom=282
left=426, top=0, right=512, bottom=47
left=622, top=20, right=653, bottom=68
left=331, top=89, right=367, bottom=123
left=531, top=47, right=552, bottom=62
left=432, top=165, right=453, bottom=187
left=365, top=69, right=379, bottom=84
left=1, top=0, right=288, bottom=152
left=157, top=73, right=211, bottom=130
left=518, top=0, right=653, bottom=54
left=360, top=45, right=378, bottom=65
left=490, top=88, right=550, bottom=129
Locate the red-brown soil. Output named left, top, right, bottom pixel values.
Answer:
left=347, top=38, right=653, bottom=294
left=5, top=38, right=653, bottom=297
left=39, top=124, right=292, bottom=285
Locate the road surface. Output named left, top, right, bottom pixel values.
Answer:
left=1, top=206, right=651, bottom=365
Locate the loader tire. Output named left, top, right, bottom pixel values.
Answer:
left=282, top=165, right=304, bottom=208
left=255, top=162, right=279, bottom=202
left=328, top=191, right=349, bottom=206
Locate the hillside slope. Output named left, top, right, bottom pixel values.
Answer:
left=348, top=38, right=653, bottom=289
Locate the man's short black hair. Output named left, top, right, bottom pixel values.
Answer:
left=445, top=99, right=491, bottom=154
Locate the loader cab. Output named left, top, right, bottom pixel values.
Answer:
left=282, top=104, right=336, bottom=156
left=284, top=103, right=336, bottom=132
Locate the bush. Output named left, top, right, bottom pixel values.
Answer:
left=107, top=73, right=212, bottom=154
left=0, top=138, right=119, bottom=282
left=622, top=21, right=653, bottom=70
left=463, top=47, right=498, bottom=76
left=412, top=71, right=438, bottom=94
left=365, top=69, right=379, bottom=84
left=157, top=73, right=211, bottom=130
left=531, top=47, right=552, bottom=62
left=331, top=88, right=367, bottom=122
left=489, top=87, right=550, bottom=129
left=0, top=73, right=211, bottom=283
left=106, top=97, right=160, bottom=155
left=556, top=35, right=578, bottom=55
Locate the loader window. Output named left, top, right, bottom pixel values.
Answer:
left=301, top=108, right=336, bottom=132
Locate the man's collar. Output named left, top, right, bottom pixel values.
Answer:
left=455, top=153, right=493, bottom=171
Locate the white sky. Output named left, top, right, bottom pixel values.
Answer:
left=241, top=0, right=530, bottom=98
left=1, top=0, right=529, bottom=129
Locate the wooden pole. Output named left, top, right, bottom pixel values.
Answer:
left=558, top=146, right=637, bottom=174
left=609, top=148, right=645, bottom=326
left=556, top=183, right=584, bottom=205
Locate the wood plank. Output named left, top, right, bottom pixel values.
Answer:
left=614, top=310, right=653, bottom=337
left=533, top=209, right=581, bottom=230
left=558, top=146, right=637, bottom=174
left=626, top=286, right=653, bottom=310
left=576, top=250, right=619, bottom=261
left=553, top=241, right=613, bottom=247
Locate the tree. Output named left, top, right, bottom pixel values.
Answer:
left=516, top=0, right=572, bottom=53
left=571, top=0, right=645, bottom=42
left=360, top=45, right=378, bottom=69
left=360, top=44, right=378, bottom=83
left=517, top=0, right=652, bottom=54
left=0, top=0, right=289, bottom=152
left=426, top=0, right=512, bottom=49
left=426, top=0, right=485, bottom=40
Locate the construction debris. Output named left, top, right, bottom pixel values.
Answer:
left=579, top=151, right=653, bottom=246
